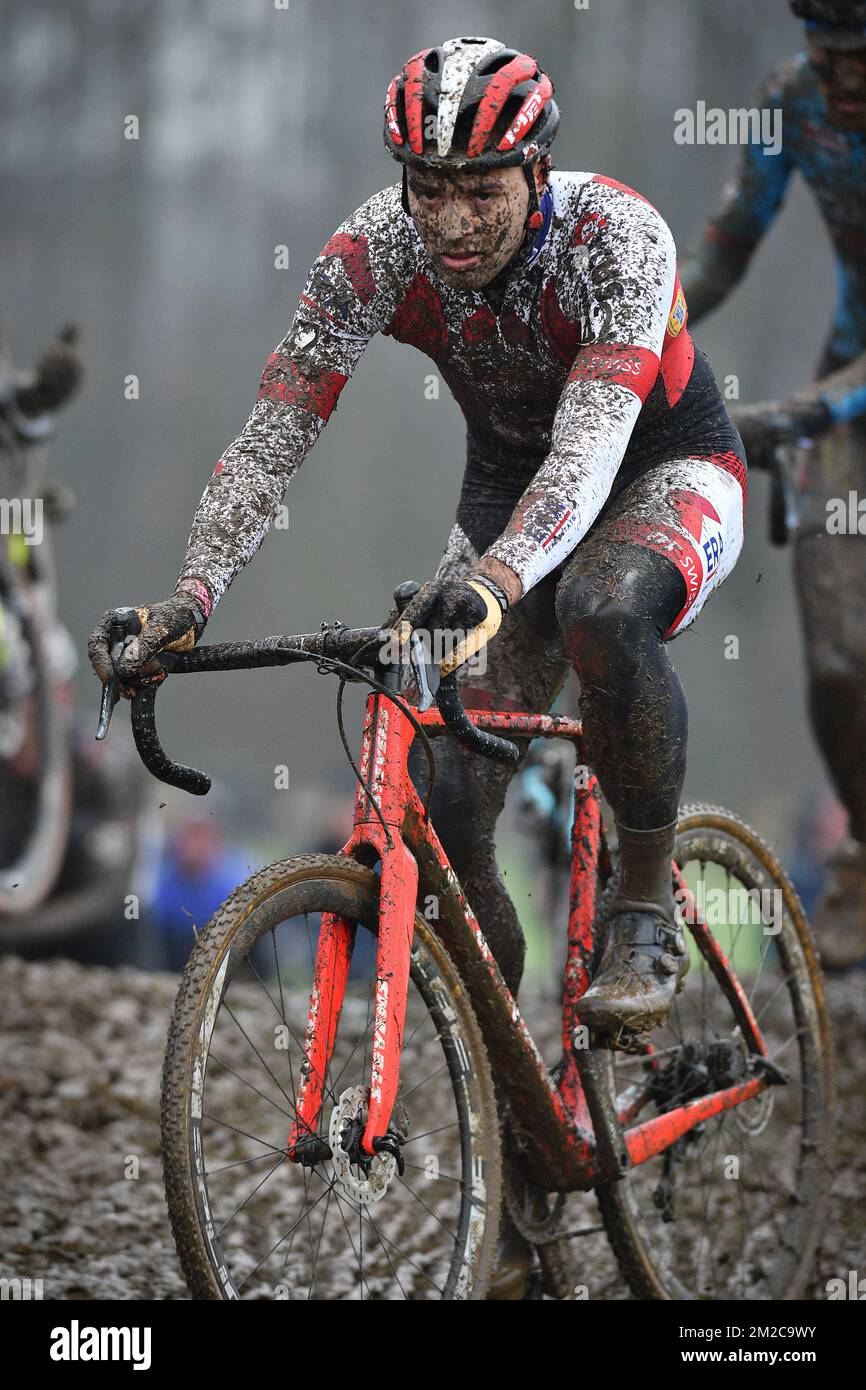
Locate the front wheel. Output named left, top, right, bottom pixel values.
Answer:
left=596, top=804, right=834, bottom=1300
left=161, top=853, right=502, bottom=1299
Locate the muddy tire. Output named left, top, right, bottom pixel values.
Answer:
left=161, top=853, right=502, bottom=1299
left=595, top=804, right=834, bottom=1300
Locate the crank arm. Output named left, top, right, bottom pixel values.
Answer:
left=573, top=1046, right=630, bottom=1182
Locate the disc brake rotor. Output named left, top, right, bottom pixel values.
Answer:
left=328, top=1085, right=397, bottom=1205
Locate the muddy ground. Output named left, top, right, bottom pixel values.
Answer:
left=0, top=955, right=863, bottom=1301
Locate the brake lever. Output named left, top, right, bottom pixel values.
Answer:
left=389, top=579, right=440, bottom=711
left=95, top=680, right=118, bottom=742
left=409, top=629, right=439, bottom=712
left=95, top=606, right=141, bottom=740
left=768, top=439, right=805, bottom=548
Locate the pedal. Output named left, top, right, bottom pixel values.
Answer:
left=611, top=1025, right=654, bottom=1055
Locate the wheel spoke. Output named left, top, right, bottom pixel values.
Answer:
left=235, top=1183, right=333, bottom=1292
left=396, top=1173, right=460, bottom=1243
left=215, top=1154, right=288, bottom=1236
left=335, top=1189, right=447, bottom=1295
left=222, top=1002, right=303, bottom=1115
left=400, top=1059, right=449, bottom=1100
left=403, top=1121, right=460, bottom=1145
left=202, top=1110, right=287, bottom=1155
left=328, top=1188, right=379, bottom=1300
left=209, top=1052, right=298, bottom=1122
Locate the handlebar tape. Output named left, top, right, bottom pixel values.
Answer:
left=435, top=673, right=520, bottom=765
left=130, top=685, right=211, bottom=795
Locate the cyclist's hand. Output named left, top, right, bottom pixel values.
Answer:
left=399, top=573, right=507, bottom=675
left=87, top=591, right=207, bottom=687
left=730, top=404, right=794, bottom=472
left=731, top=399, right=830, bottom=472
left=16, top=325, right=83, bottom=419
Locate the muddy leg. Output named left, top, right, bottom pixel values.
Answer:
left=795, top=423, right=866, bottom=966
left=554, top=537, right=692, bottom=1038
left=554, top=541, right=688, bottom=827
left=406, top=537, right=571, bottom=995
left=795, top=424, right=866, bottom=842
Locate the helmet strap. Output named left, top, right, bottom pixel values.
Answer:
left=524, top=163, right=541, bottom=227
left=401, top=167, right=411, bottom=215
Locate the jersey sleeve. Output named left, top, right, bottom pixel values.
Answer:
left=679, top=64, right=796, bottom=323
left=479, top=178, right=678, bottom=596
left=176, top=186, right=407, bottom=609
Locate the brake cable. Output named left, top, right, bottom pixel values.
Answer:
left=302, top=635, right=437, bottom=850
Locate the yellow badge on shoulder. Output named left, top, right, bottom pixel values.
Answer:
left=667, top=285, right=687, bottom=338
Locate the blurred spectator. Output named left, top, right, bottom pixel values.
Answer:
left=150, top=808, right=251, bottom=972
left=789, top=787, right=848, bottom=920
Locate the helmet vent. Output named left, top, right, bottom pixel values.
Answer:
left=477, top=52, right=518, bottom=75
left=424, top=50, right=440, bottom=73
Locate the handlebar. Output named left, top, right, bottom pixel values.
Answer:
left=96, top=594, right=521, bottom=796
left=436, top=674, right=520, bottom=765
left=121, top=623, right=389, bottom=795
left=129, top=682, right=211, bottom=796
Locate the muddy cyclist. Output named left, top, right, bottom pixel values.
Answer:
left=89, top=38, right=747, bottom=1105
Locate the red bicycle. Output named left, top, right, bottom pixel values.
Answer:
left=102, top=582, right=834, bottom=1299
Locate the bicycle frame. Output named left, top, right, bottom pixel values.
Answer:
left=287, top=688, right=778, bottom=1192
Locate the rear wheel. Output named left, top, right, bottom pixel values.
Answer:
left=161, top=853, right=502, bottom=1299
left=596, top=804, right=834, bottom=1300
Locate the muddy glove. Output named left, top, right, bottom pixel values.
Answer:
left=731, top=400, right=830, bottom=473
left=15, top=325, right=83, bottom=420
left=87, top=586, right=209, bottom=687
left=398, top=573, right=508, bottom=676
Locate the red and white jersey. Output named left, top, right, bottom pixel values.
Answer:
left=178, top=171, right=739, bottom=607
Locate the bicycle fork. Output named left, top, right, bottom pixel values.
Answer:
left=287, top=691, right=418, bottom=1164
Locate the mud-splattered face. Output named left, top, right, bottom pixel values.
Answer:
left=406, top=164, right=538, bottom=290
left=808, top=37, right=866, bottom=130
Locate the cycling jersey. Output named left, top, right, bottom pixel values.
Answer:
left=178, top=170, right=742, bottom=609
left=681, top=52, right=866, bottom=422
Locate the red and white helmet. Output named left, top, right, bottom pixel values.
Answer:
left=384, top=36, right=559, bottom=170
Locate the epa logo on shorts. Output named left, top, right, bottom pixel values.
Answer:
left=702, top=529, right=724, bottom=577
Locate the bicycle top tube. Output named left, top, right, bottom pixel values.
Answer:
left=414, top=704, right=585, bottom=746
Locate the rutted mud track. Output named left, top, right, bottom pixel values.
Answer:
left=0, top=956, right=863, bottom=1300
